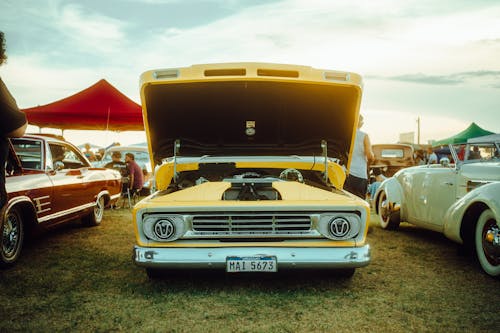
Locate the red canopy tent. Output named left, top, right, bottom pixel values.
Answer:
left=22, top=79, right=144, bottom=131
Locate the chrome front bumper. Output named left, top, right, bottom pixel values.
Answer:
left=133, top=245, right=371, bottom=269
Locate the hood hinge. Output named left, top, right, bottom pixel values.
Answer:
left=173, top=139, right=180, bottom=182
left=321, top=140, right=328, bottom=184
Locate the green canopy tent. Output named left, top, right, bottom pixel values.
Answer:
left=433, top=122, right=495, bottom=147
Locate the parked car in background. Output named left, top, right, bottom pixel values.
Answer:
left=132, top=62, right=371, bottom=278
left=93, top=145, right=153, bottom=195
left=1, top=134, right=122, bottom=266
left=371, top=143, right=415, bottom=177
left=374, top=134, right=500, bottom=277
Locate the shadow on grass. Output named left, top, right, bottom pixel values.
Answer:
left=123, top=267, right=360, bottom=300
left=373, top=222, right=481, bottom=275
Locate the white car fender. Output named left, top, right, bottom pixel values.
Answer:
left=374, top=177, right=404, bottom=217
left=444, top=182, right=500, bottom=244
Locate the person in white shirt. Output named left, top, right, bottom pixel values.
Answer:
left=427, top=147, right=438, bottom=164
left=344, top=114, right=374, bottom=199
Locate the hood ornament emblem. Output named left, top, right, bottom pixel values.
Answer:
left=245, top=120, right=256, bottom=136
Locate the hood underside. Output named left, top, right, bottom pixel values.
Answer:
left=140, top=63, right=363, bottom=166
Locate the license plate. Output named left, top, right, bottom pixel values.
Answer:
left=226, top=256, right=277, bottom=272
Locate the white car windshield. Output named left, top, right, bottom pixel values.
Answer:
left=454, top=142, right=500, bottom=162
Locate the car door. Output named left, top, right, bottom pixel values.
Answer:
left=46, top=142, right=91, bottom=214
left=8, top=138, right=54, bottom=221
left=409, top=166, right=457, bottom=229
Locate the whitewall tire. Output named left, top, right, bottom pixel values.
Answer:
left=377, top=191, right=400, bottom=230
left=475, top=209, right=500, bottom=277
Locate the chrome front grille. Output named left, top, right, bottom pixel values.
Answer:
left=191, top=213, right=312, bottom=236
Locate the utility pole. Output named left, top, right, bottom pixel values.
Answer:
left=416, top=116, right=421, bottom=145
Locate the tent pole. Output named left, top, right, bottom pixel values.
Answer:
left=106, top=106, right=111, bottom=132
left=105, top=106, right=111, bottom=145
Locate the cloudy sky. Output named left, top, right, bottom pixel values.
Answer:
left=1, top=0, right=499, bottom=146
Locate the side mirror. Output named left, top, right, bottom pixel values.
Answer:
left=54, top=161, right=65, bottom=171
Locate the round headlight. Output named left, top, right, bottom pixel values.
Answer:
left=142, top=215, right=186, bottom=242
left=153, top=219, right=176, bottom=239
left=329, top=217, right=351, bottom=238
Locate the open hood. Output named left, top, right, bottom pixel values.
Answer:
left=140, top=63, right=363, bottom=167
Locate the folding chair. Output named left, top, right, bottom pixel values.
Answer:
left=115, top=187, right=140, bottom=209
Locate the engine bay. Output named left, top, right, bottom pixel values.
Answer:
left=162, top=162, right=335, bottom=200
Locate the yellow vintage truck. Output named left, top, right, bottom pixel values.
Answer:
left=132, top=62, right=371, bottom=278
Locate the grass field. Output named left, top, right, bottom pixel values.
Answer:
left=1, top=209, right=498, bottom=332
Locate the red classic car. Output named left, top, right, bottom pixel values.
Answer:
left=1, top=134, right=122, bottom=266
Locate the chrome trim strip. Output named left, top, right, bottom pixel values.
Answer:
left=33, top=195, right=52, bottom=214
left=182, top=231, right=321, bottom=239
left=110, top=193, right=121, bottom=201
left=134, top=244, right=371, bottom=269
left=37, top=202, right=94, bottom=223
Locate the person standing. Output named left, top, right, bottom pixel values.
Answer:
left=125, top=153, right=143, bottom=194
left=0, top=31, right=28, bottom=209
left=104, top=151, right=127, bottom=175
left=105, top=151, right=129, bottom=208
left=83, top=143, right=96, bottom=161
left=105, top=150, right=128, bottom=187
left=344, top=114, right=374, bottom=199
left=427, top=147, right=438, bottom=164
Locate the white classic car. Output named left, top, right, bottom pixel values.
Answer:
left=375, top=134, right=500, bottom=277
left=132, top=62, right=371, bottom=278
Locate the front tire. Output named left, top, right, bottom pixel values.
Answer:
left=82, top=195, right=105, bottom=227
left=474, top=209, right=500, bottom=277
left=377, top=190, right=400, bottom=230
left=1, top=207, right=24, bottom=267
left=146, top=268, right=165, bottom=279
left=335, top=268, right=355, bottom=278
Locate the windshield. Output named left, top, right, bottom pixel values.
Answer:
left=380, top=149, right=405, bottom=158
left=454, top=142, right=500, bottom=162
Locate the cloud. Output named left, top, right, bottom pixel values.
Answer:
left=369, top=71, right=500, bottom=87
left=57, top=4, right=128, bottom=55
left=2, top=55, right=110, bottom=107
left=125, top=0, right=500, bottom=78
left=386, top=74, right=463, bottom=85
left=3, top=0, right=500, bottom=140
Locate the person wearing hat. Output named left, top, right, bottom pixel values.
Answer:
left=344, top=114, right=374, bottom=199
left=104, top=151, right=127, bottom=176
left=105, top=151, right=129, bottom=201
